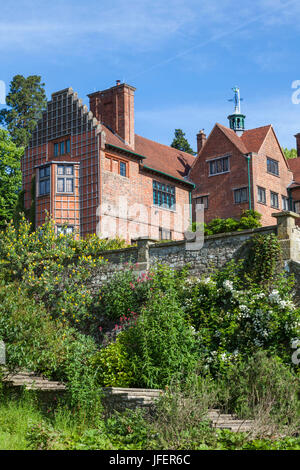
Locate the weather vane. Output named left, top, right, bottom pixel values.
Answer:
left=228, top=86, right=243, bottom=114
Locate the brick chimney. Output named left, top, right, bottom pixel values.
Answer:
left=88, top=81, right=136, bottom=149
left=295, top=133, right=300, bottom=157
left=197, top=130, right=206, bottom=154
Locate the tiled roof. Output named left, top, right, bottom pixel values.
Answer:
left=216, top=123, right=272, bottom=154
left=102, top=125, right=195, bottom=183
left=241, top=125, right=272, bottom=153
left=216, top=123, right=249, bottom=154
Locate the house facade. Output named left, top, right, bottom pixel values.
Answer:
left=190, top=91, right=294, bottom=227
left=22, top=82, right=195, bottom=242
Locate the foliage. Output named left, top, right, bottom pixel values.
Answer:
left=202, top=210, right=262, bottom=236
left=282, top=147, right=297, bottom=159
left=0, top=280, right=103, bottom=413
left=218, top=351, right=300, bottom=431
left=180, top=261, right=300, bottom=374
left=243, top=233, right=282, bottom=286
left=0, top=217, right=130, bottom=333
left=120, top=286, right=199, bottom=389
left=90, top=336, right=134, bottom=387
left=0, top=75, right=47, bottom=148
left=98, top=267, right=154, bottom=322
left=0, top=129, right=23, bottom=229
left=170, top=129, right=195, bottom=155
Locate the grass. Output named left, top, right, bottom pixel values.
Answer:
left=0, top=392, right=44, bottom=450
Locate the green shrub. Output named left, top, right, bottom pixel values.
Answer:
left=120, top=288, right=199, bottom=389
left=90, top=336, right=134, bottom=387
left=200, top=210, right=262, bottom=236
left=180, top=261, right=300, bottom=373
left=218, top=351, right=300, bottom=430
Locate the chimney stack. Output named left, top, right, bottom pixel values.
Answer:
left=197, top=130, right=206, bottom=154
left=88, top=82, right=136, bottom=149
left=295, top=133, right=300, bottom=157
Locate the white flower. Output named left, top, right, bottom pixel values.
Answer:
left=223, top=280, right=234, bottom=292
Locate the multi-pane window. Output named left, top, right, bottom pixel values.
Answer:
left=294, top=201, right=300, bottom=214
left=234, top=187, right=248, bottom=204
left=54, top=138, right=71, bottom=157
left=153, top=181, right=175, bottom=209
left=270, top=191, right=279, bottom=209
left=195, top=195, right=208, bottom=209
left=267, top=157, right=279, bottom=176
left=39, top=165, right=50, bottom=196
left=57, top=225, right=74, bottom=235
left=57, top=165, right=74, bottom=193
left=159, top=227, right=172, bottom=241
left=209, top=156, right=229, bottom=176
left=120, top=161, right=127, bottom=177
left=258, top=186, right=266, bottom=204
left=282, top=195, right=289, bottom=211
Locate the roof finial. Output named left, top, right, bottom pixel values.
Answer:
left=228, top=86, right=243, bottom=114
left=227, top=86, right=245, bottom=136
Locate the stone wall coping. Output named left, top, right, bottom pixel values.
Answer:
left=271, top=210, right=300, bottom=219
left=203, top=225, right=277, bottom=241
left=97, top=246, right=137, bottom=257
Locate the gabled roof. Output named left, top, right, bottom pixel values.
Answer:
left=216, top=123, right=249, bottom=154
left=241, top=125, right=272, bottom=153
left=102, top=124, right=195, bottom=184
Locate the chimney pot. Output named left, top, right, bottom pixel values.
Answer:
left=116, top=80, right=121, bottom=86
left=295, top=133, right=300, bottom=158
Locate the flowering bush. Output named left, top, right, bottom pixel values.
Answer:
left=180, top=262, right=300, bottom=375
left=0, top=217, right=130, bottom=331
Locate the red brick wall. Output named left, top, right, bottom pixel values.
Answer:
left=98, top=148, right=191, bottom=242
left=190, top=126, right=250, bottom=223
left=252, top=129, right=293, bottom=226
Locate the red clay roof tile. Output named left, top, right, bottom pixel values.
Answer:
left=102, top=124, right=195, bottom=183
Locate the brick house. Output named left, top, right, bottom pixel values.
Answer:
left=190, top=90, right=294, bottom=227
left=22, top=82, right=195, bottom=242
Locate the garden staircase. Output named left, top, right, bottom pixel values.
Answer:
left=103, top=387, right=255, bottom=433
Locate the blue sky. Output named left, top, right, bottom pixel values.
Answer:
left=1, top=0, right=300, bottom=149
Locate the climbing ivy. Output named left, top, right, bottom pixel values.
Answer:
left=243, top=234, right=282, bottom=286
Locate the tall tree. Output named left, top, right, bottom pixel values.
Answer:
left=171, top=129, right=195, bottom=155
left=0, top=129, right=23, bottom=228
left=282, top=147, right=297, bottom=159
left=0, top=75, right=47, bottom=148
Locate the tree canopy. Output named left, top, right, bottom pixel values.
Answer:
left=0, top=129, right=23, bottom=228
left=0, top=75, right=47, bottom=148
left=282, top=147, right=297, bottom=159
left=171, top=129, right=195, bottom=155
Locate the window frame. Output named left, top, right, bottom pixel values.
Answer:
left=56, top=164, right=75, bottom=194
left=52, top=137, right=71, bottom=158
left=208, top=155, right=230, bottom=176
left=233, top=187, right=248, bottom=204
left=195, top=195, right=209, bottom=209
left=257, top=186, right=266, bottom=205
left=38, top=165, right=51, bottom=196
left=267, top=157, right=279, bottom=176
left=153, top=180, right=176, bottom=210
left=56, top=225, right=75, bottom=236
left=159, top=227, right=172, bottom=241
left=270, top=191, right=279, bottom=209
left=105, top=154, right=129, bottom=178
left=282, top=195, right=289, bottom=211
